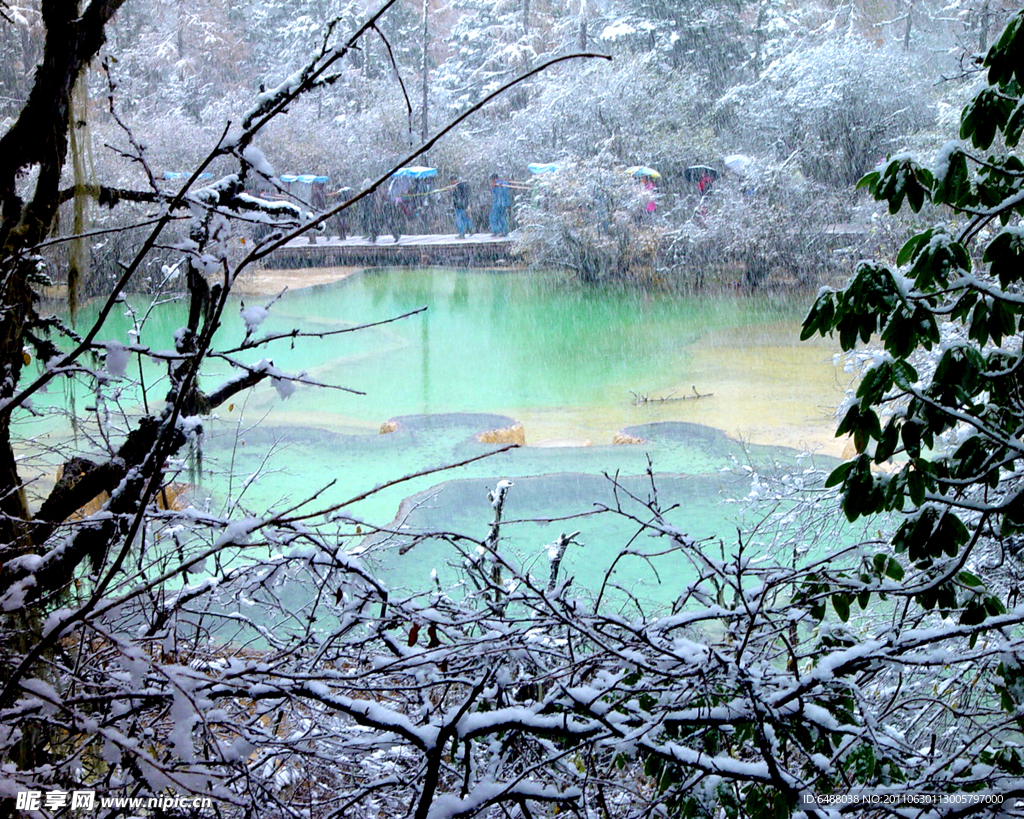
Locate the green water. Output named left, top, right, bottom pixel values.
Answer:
left=31, top=269, right=848, bottom=597
left=218, top=269, right=844, bottom=442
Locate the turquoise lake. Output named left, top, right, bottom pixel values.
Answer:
left=28, top=268, right=849, bottom=597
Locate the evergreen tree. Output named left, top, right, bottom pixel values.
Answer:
left=804, top=7, right=1024, bottom=769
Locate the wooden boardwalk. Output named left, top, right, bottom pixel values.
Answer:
left=269, top=232, right=514, bottom=268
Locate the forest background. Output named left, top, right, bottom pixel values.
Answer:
left=3, top=0, right=1016, bottom=290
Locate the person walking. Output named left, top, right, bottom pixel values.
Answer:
left=489, top=173, right=511, bottom=236
left=450, top=174, right=471, bottom=238
left=329, top=185, right=353, bottom=240
left=358, top=179, right=385, bottom=243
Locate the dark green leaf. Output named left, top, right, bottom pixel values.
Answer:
left=907, top=469, right=926, bottom=507
left=833, top=593, right=851, bottom=622
left=986, top=12, right=1024, bottom=86
left=960, top=602, right=986, bottom=626
left=962, top=86, right=1016, bottom=149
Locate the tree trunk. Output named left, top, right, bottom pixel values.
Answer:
left=0, top=0, right=128, bottom=558
left=577, top=0, right=592, bottom=50
left=753, top=2, right=766, bottom=76
left=980, top=0, right=991, bottom=53
left=420, top=0, right=429, bottom=143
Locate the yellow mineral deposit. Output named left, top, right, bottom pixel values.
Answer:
left=476, top=423, right=526, bottom=445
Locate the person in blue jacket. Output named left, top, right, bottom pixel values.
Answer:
left=489, top=174, right=511, bottom=236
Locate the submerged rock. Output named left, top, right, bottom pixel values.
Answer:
left=477, top=422, right=526, bottom=445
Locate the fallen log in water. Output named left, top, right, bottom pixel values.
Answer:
left=630, top=385, right=713, bottom=405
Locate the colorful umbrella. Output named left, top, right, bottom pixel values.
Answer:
left=280, top=174, right=330, bottom=184
left=627, top=165, right=661, bottom=179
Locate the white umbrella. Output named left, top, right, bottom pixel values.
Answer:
left=723, top=154, right=752, bottom=176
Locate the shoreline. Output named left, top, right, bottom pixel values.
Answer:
left=44, top=264, right=836, bottom=302
left=232, top=264, right=364, bottom=296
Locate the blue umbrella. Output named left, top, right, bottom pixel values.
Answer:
left=280, top=174, right=329, bottom=183
left=391, top=166, right=437, bottom=179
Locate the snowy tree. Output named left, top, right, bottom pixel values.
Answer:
left=514, top=161, right=664, bottom=281
left=665, top=159, right=848, bottom=287
left=0, top=0, right=44, bottom=119
left=718, top=38, right=934, bottom=187
left=802, top=3, right=1024, bottom=792
left=448, top=51, right=714, bottom=192
left=599, top=0, right=750, bottom=92
left=433, top=0, right=542, bottom=111
left=0, top=0, right=619, bottom=815
left=0, top=0, right=441, bottom=806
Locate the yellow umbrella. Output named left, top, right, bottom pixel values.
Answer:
left=627, top=166, right=662, bottom=179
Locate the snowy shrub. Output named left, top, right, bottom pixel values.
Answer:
left=513, top=161, right=666, bottom=281
left=662, top=160, right=850, bottom=288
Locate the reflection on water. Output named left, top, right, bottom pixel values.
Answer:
left=60, top=268, right=847, bottom=449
